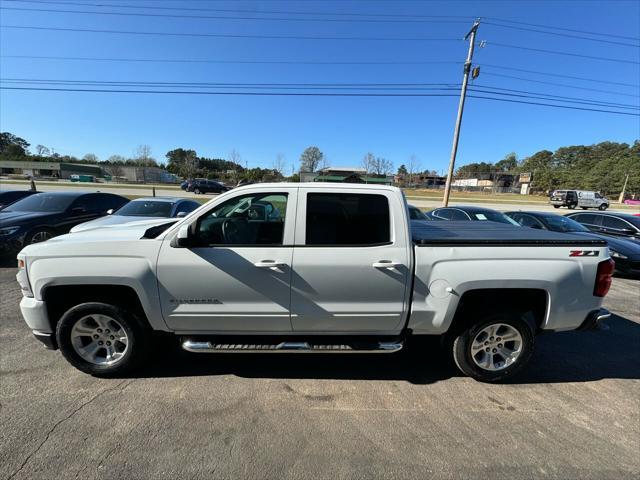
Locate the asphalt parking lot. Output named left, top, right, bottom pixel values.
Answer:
left=1, top=267, right=638, bottom=480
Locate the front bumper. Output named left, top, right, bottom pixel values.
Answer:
left=20, top=296, right=52, bottom=332
left=577, top=308, right=611, bottom=331
left=20, top=297, right=58, bottom=349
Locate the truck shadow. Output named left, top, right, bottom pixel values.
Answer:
left=133, top=314, right=640, bottom=385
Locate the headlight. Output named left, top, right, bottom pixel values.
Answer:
left=0, top=226, right=20, bottom=236
left=610, top=250, right=628, bottom=260
left=16, top=255, right=34, bottom=297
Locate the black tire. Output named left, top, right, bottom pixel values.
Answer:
left=568, top=203, right=577, bottom=210
left=451, top=311, right=535, bottom=383
left=25, top=227, right=55, bottom=245
left=194, top=188, right=201, bottom=194
left=553, top=205, right=560, bottom=209
left=56, top=302, right=149, bottom=377
left=599, top=204, right=608, bottom=211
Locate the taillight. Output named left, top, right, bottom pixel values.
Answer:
left=594, top=258, right=615, bottom=297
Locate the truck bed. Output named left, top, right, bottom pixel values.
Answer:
left=411, top=221, right=607, bottom=246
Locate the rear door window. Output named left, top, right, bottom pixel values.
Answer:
left=516, top=214, right=545, bottom=229
left=448, top=209, right=471, bottom=221
left=572, top=213, right=601, bottom=226
left=602, top=216, right=632, bottom=230
left=305, top=193, right=390, bottom=245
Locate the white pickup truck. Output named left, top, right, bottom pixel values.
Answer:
left=16, top=183, right=614, bottom=382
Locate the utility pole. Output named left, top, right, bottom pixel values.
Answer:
left=442, top=19, right=481, bottom=207
left=618, top=173, right=629, bottom=203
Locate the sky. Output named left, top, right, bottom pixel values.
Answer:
left=0, top=0, right=639, bottom=174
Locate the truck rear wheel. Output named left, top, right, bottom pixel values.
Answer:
left=452, top=312, right=534, bottom=383
left=56, top=302, right=149, bottom=377
left=599, top=204, right=608, bottom=211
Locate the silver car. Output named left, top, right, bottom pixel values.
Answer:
left=70, top=197, right=200, bottom=233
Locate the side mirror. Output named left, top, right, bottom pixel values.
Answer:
left=171, top=225, right=191, bottom=248
left=176, top=211, right=187, bottom=218
left=106, top=209, right=114, bottom=215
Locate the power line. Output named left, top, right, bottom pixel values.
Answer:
left=3, top=0, right=474, bottom=19
left=481, top=64, right=639, bottom=88
left=3, top=54, right=638, bottom=90
left=7, top=0, right=639, bottom=43
left=2, top=76, right=637, bottom=107
left=468, top=87, right=639, bottom=110
left=0, top=24, right=461, bottom=42
left=485, top=16, right=640, bottom=42
left=469, top=84, right=639, bottom=109
left=481, top=72, right=640, bottom=98
left=5, top=77, right=637, bottom=107
left=468, top=94, right=639, bottom=117
left=485, top=42, right=640, bottom=65
left=0, top=55, right=462, bottom=66
left=0, top=78, right=462, bottom=88
left=0, top=6, right=471, bottom=24
left=2, top=86, right=634, bottom=116
left=483, top=21, right=640, bottom=47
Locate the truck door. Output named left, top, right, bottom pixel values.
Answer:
left=289, top=188, right=411, bottom=333
left=156, top=188, right=297, bottom=332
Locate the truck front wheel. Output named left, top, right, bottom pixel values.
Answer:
left=452, top=312, right=535, bottom=383
left=56, top=302, right=149, bottom=377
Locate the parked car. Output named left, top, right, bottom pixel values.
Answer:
left=408, top=205, right=429, bottom=221
left=549, top=190, right=609, bottom=210
left=506, top=211, right=640, bottom=276
left=0, top=192, right=128, bottom=255
left=565, top=211, right=640, bottom=243
left=426, top=206, right=520, bottom=226
left=0, top=190, right=39, bottom=210
left=70, top=197, right=201, bottom=233
left=17, top=184, right=613, bottom=383
left=186, top=179, right=229, bottom=194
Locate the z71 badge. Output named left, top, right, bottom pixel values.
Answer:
left=569, top=250, right=600, bottom=257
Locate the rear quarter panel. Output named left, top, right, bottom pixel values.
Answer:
left=409, top=245, right=608, bottom=334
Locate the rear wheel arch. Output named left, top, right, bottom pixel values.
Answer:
left=447, top=288, right=547, bottom=338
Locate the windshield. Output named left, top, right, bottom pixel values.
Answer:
left=542, top=215, right=590, bottom=233
left=471, top=210, right=520, bottom=226
left=3, top=193, right=75, bottom=212
left=115, top=200, right=173, bottom=217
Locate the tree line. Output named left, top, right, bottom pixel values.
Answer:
left=2, top=132, right=637, bottom=194
left=454, top=141, right=639, bottom=195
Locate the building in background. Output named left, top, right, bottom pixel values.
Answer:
left=0, top=160, right=179, bottom=184
left=300, top=167, right=393, bottom=185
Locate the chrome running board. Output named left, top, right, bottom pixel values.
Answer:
left=181, top=339, right=403, bottom=354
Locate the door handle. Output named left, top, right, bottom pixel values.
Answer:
left=372, top=260, right=401, bottom=269
left=254, top=260, right=286, bottom=269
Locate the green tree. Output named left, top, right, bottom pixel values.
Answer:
left=495, top=153, right=518, bottom=172
left=0, top=132, right=29, bottom=156
left=397, top=164, right=408, bottom=175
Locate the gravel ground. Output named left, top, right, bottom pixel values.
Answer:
left=1, top=269, right=638, bottom=480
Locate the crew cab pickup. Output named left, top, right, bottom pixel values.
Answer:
left=16, top=184, right=614, bottom=382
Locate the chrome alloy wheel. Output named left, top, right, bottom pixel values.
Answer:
left=70, top=314, right=129, bottom=366
left=470, top=323, right=523, bottom=371
left=30, top=230, right=53, bottom=243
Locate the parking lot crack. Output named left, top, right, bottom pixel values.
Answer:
left=6, top=380, right=131, bottom=480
